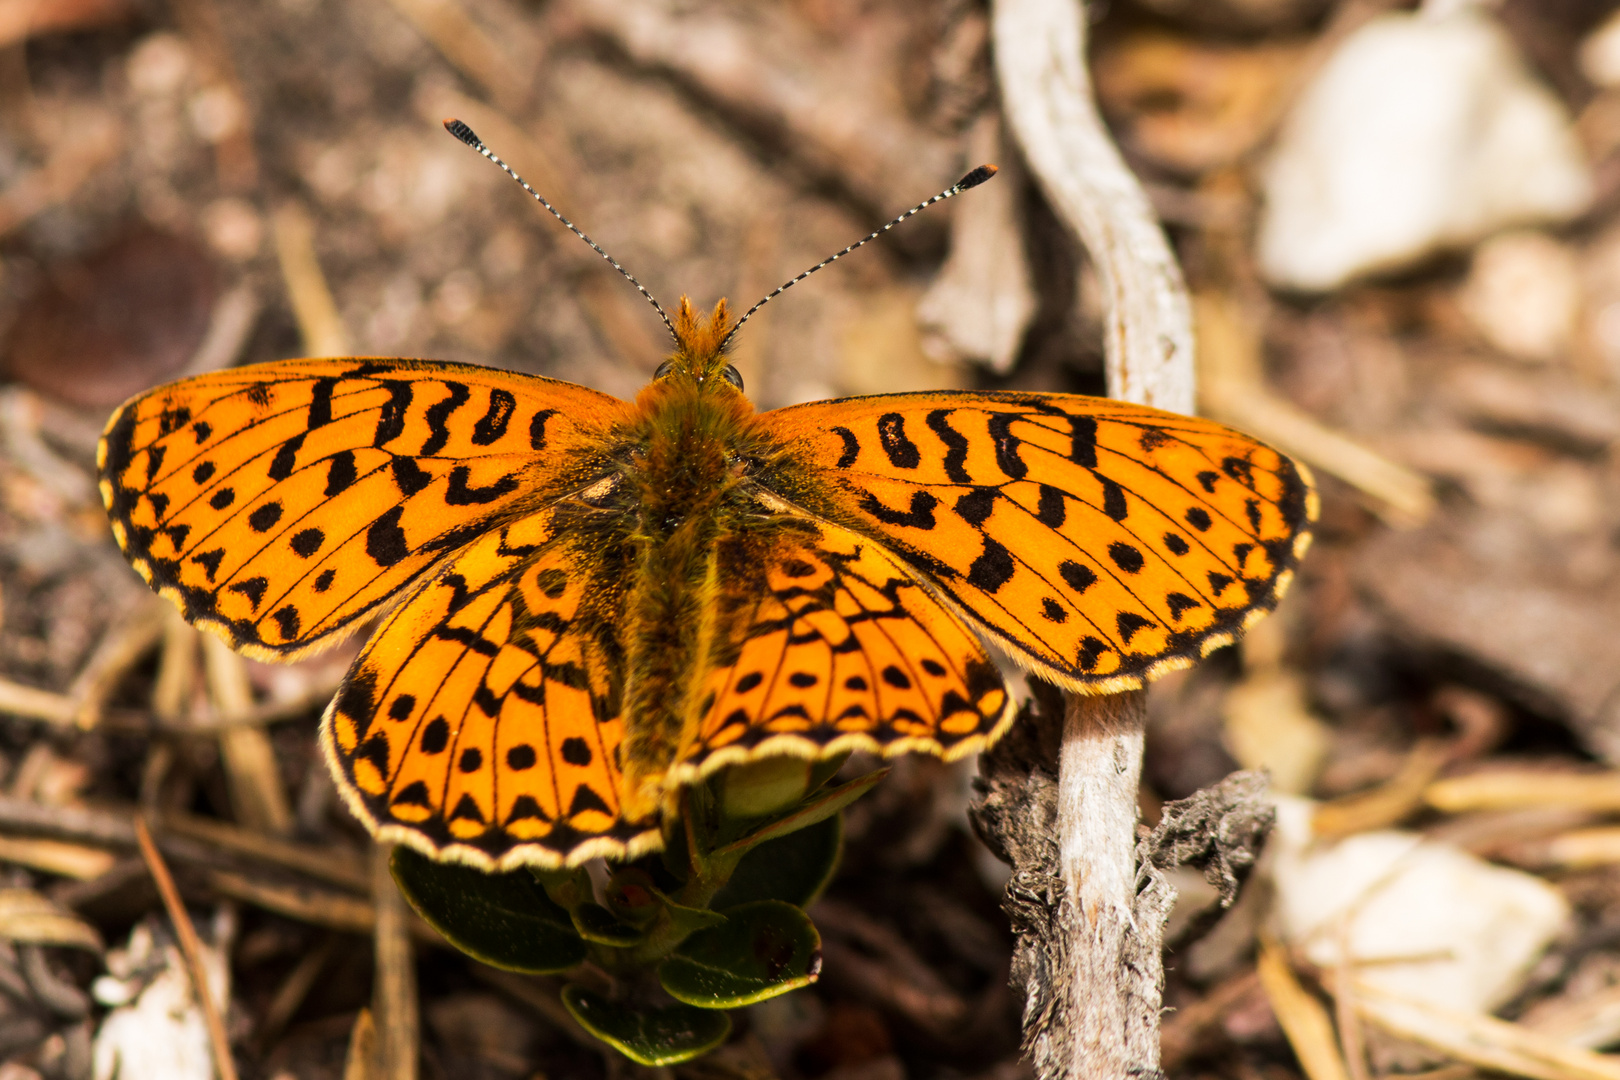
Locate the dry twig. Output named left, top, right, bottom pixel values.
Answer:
left=987, top=0, right=1199, bottom=1075
left=373, top=843, right=418, bottom=1080
left=134, top=816, right=239, bottom=1080
left=273, top=201, right=352, bottom=357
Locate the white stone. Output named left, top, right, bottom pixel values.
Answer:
left=92, top=914, right=233, bottom=1080
left=1459, top=230, right=1581, bottom=363
left=1268, top=796, right=1570, bottom=1014
left=1258, top=10, right=1592, bottom=292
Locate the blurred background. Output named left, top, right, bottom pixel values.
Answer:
left=0, top=0, right=1617, bottom=1077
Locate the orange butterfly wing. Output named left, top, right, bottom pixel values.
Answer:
left=676, top=517, right=1014, bottom=783
left=755, top=392, right=1316, bottom=693
left=99, top=358, right=633, bottom=661
left=322, top=507, right=652, bottom=870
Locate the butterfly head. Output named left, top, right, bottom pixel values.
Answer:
left=651, top=297, right=746, bottom=394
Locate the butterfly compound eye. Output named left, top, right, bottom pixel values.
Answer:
left=654, top=360, right=673, bottom=379
left=720, top=365, right=745, bottom=391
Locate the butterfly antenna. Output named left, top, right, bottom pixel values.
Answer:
left=443, top=119, right=678, bottom=344
left=717, top=164, right=998, bottom=352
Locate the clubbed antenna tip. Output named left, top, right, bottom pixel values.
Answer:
left=444, top=118, right=481, bottom=148
left=443, top=117, right=677, bottom=343
left=957, top=164, right=997, bottom=191
left=716, top=160, right=1001, bottom=351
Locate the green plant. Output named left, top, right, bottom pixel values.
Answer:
left=391, top=756, right=883, bottom=1064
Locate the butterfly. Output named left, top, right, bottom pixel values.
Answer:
left=98, top=122, right=1315, bottom=870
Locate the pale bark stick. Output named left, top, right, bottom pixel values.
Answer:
left=373, top=843, right=419, bottom=1080
left=992, top=0, right=1199, bottom=1076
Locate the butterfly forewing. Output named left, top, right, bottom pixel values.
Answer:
left=756, top=392, right=1316, bottom=692
left=322, top=509, right=653, bottom=869
left=99, top=358, right=633, bottom=660
left=676, top=519, right=1015, bottom=783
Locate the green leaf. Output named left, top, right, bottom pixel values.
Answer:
left=806, top=752, right=851, bottom=794
left=561, top=986, right=732, bottom=1066
left=716, top=755, right=815, bottom=819
left=711, top=813, right=841, bottom=909
left=715, top=769, right=888, bottom=858
left=659, top=900, right=822, bottom=1009
left=571, top=902, right=648, bottom=947
left=390, top=847, right=585, bottom=974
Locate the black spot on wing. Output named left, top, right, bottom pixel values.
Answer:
left=325, top=452, right=357, bottom=497
left=420, top=717, right=449, bottom=754
left=568, top=785, right=611, bottom=817
left=298, top=376, right=354, bottom=429
left=1036, top=485, right=1066, bottom=527
left=1059, top=560, right=1096, bottom=593
left=267, top=433, right=305, bottom=481
left=926, top=410, right=972, bottom=483
left=366, top=506, right=409, bottom=567
left=1185, top=507, right=1212, bottom=532
left=472, top=388, right=517, bottom=446
left=373, top=381, right=413, bottom=447
left=506, top=795, right=549, bottom=822
left=831, top=427, right=860, bottom=468
left=158, top=406, right=191, bottom=436
left=272, top=605, right=300, bottom=639
left=229, top=577, right=267, bottom=608
left=247, top=502, right=283, bottom=533
left=1138, top=427, right=1171, bottom=451
left=1098, top=474, right=1128, bottom=521
left=528, top=409, right=558, bottom=451
left=390, top=458, right=432, bottom=497
left=1108, top=542, right=1144, bottom=574
left=290, top=528, right=324, bottom=557
left=1166, top=593, right=1201, bottom=620
left=877, top=413, right=921, bottom=469
left=1223, top=456, right=1256, bottom=489
left=192, top=549, right=225, bottom=581
left=449, top=794, right=485, bottom=824
left=561, top=737, right=592, bottom=766
left=987, top=413, right=1027, bottom=479
left=1069, top=414, right=1098, bottom=468
left=392, top=781, right=431, bottom=808
left=967, top=536, right=1015, bottom=593
left=954, top=488, right=996, bottom=526
left=336, top=667, right=379, bottom=739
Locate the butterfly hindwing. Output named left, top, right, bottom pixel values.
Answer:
left=321, top=509, right=654, bottom=869
left=99, top=358, right=632, bottom=660
left=676, top=517, right=1015, bottom=782
left=756, top=392, right=1316, bottom=692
